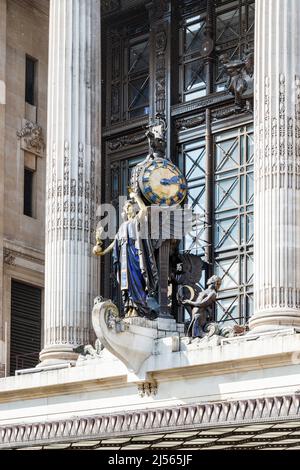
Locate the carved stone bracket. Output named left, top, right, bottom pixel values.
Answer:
left=137, top=380, right=158, bottom=397
left=3, top=249, right=16, bottom=266
left=17, top=119, right=45, bottom=157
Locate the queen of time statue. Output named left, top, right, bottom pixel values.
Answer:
left=93, top=191, right=160, bottom=319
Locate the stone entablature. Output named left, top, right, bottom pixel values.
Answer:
left=1, top=393, right=300, bottom=449
left=1, top=330, right=300, bottom=419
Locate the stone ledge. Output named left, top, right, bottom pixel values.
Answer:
left=1, top=330, right=300, bottom=402
left=1, top=393, right=300, bottom=449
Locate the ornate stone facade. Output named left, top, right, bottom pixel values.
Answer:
left=17, top=119, right=45, bottom=157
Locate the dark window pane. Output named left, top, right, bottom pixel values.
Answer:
left=25, top=56, right=36, bottom=105
left=128, top=77, right=149, bottom=116
left=213, top=125, right=254, bottom=324
left=24, top=168, right=34, bottom=217
left=184, top=19, right=205, bottom=54
left=184, top=60, right=206, bottom=90
left=216, top=8, right=240, bottom=44
left=10, top=281, right=41, bottom=375
left=129, top=40, right=149, bottom=74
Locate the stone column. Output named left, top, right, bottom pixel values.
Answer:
left=250, top=0, right=300, bottom=331
left=0, top=0, right=6, bottom=376
left=39, top=0, right=101, bottom=364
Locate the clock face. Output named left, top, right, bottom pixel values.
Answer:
left=139, top=158, right=187, bottom=206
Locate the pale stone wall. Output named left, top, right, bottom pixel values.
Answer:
left=5, top=0, right=48, bottom=248
left=0, top=0, right=49, bottom=376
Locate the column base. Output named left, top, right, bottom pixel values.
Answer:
left=38, top=345, right=79, bottom=367
left=249, top=309, right=300, bottom=333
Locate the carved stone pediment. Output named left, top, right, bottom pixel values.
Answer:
left=17, top=119, right=45, bottom=157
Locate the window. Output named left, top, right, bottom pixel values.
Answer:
left=178, top=0, right=255, bottom=99
left=179, top=139, right=206, bottom=257
left=24, top=168, right=35, bottom=217
left=179, top=13, right=208, bottom=102
left=25, top=56, right=37, bottom=105
left=127, top=38, right=150, bottom=119
left=102, top=1, right=256, bottom=324
left=215, top=0, right=255, bottom=91
left=180, top=124, right=254, bottom=325
left=105, top=21, right=150, bottom=124
left=214, top=125, right=254, bottom=326
left=10, top=281, right=41, bottom=375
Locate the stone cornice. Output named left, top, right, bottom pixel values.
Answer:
left=3, top=240, right=44, bottom=263
left=1, top=394, right=300, bottom=449
left=3, top=247, right=44, bottom=266
left=171, top=93, right=233, bottom=117
left=1, top=330, right=300, bottom=403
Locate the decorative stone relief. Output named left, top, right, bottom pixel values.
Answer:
left=74, top=339, right=104, bottom=364
left=212, top=105, right=248, bottom=120
left=108, top=132, right=147, bottom=151
left=175, top=114, right=205, bottom=131
left=172, top=92, right=232, bottom=117
left=256, top=75, right=300, bottom=189
left=155, top=29, right=167, bottom=114
left=17, top=119, right=45, bottom=157
left=3, top=249, right=16, bottom=266
left=147, top=0, right=169, bottom=118
left=47, top=142, right=96, bottom=243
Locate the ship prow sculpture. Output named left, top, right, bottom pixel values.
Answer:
left=91, top=118, right=245, bottom=373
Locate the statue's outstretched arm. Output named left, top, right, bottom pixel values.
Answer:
left=130, top=191, right=146, bottom=212
left=182, top=291, right=216, bottom=308
left=93, top=240, right=114, bottom=257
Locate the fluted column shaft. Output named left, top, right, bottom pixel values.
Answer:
left=40, top=0, right=101, bottom=364
left=0, top=0, right=6, bottom=376
left=250, top=0, right=300, bottom=331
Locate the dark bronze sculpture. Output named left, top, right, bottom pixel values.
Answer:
left=179, top=275, right=222, bottom=338
left=220, top=50, right=254, bottom=110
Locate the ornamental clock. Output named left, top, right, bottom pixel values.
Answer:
left=138, top=157, right=187, bottom=206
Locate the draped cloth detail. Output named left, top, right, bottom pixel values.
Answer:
left=113, top=210, right=159, bottom=318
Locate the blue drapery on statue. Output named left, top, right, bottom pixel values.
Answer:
left=126, top=237, right=147, bottom=304
left=112, top=217, right=158, bottom=317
